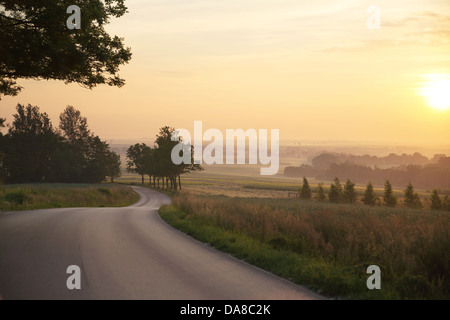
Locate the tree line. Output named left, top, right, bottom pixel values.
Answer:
left=298, top=177, right=450, bottom=211
left=125, top=127, right=203, bottom=190
left=285, top=156, right=450, bottom=190
left=0, top=104, right=121, bottom=184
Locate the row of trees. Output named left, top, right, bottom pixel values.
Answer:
left=0, top=104, right=121, bottom=183
left=126, top=127, right=203, bottom=190
left=284, top=157, right=450, bottom=190
left=298, top=177, right=450, bottom=210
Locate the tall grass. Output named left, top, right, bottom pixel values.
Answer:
left=164, top=193, right=450, bottom=299
left=0, top=183, right=139, bottom=210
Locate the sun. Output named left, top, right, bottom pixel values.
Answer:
left=419, top=74, right=450, bottom=111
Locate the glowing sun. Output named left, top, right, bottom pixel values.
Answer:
left=419, top=74, right=450, bottom=111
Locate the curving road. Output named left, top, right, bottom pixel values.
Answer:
left=0, top=186, right=324, bottom=300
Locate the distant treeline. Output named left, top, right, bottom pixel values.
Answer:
left=310, top=152, right=443, bottom=168
left=284, top=153, right=450, bottom=190
left=0, top=104, right=121, bottom=184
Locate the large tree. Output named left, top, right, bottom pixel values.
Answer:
left=0, top=0, right=131, bottom=98
left=4, top=104, right=58, bottom=183
left=154, top=126, right=202, bottom=190
left=104, top=150, right=121, bottom=183
left=126, top=143, right=150, bottom=184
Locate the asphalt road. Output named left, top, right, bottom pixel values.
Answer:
left=0, top=186, right=324, bottom=300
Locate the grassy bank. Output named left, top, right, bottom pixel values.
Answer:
left=159, top=193, right=450, bottom=299
left=0, top=183, right=139, bottom=211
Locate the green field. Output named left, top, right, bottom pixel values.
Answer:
left=0, top=183, right=139, bottom=211
left=160, top=192, right=450, bottom=300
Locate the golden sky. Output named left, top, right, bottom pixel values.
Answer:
left=1, top=0, right=449, bottom=146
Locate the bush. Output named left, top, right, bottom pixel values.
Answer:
left=4, top=191, right=29, bottom=205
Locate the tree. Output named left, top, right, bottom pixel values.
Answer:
left=383, top=180, right=397, bottom=207
left=59, top=106, right=91, bottom=145
left=85, top=135, right=112, bottom=183
left=328, top=177, right=343, bottom=203
left=430, top=189, right=442, bottom=210
left=0, top=0, right=132, bottom=98
left=154, top=126, right=202, bottom=190
left=104, top=150, right=121, bottom=183
left=315, top=183, right=326, bottom=202
left=343, top=179, right=357, bottom=203
left=3, top=104, right=58, bottom=183
left=0, top=117, right=6, bottom=183
left=362, top=181, right=378, bottom=206
left=403, top=182, right=422, bottom=209
left=57, top=106, right=112, bottom=183
left=126, top=143, right=149, bottom=184
left=300, top=177, right=312, bottom=200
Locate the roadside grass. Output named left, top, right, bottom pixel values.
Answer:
left=159, top=193, right=450, bottom=300
left=0, top=183, right=139, bottom=211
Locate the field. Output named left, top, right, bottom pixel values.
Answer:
left=120, top=164, right=449, bottom=299
left=160, top=192, right=450, bottom=299
left=0, top=183, right=139, bottom=211
left=118, top=163, right=426, bottom=203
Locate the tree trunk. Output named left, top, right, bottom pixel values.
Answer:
left=178, top=174, right=182, bottom=190
left=173, top=177, right=178, bottom=191
left=157, top=178, right=160, bottom=188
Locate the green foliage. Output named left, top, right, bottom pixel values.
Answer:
left=0, top=0, right=132, bottom=98
left=300, top=177, right=312, bottom=200
left=3, top=191, right=29, bottom=205
left=362, top=181, right=378, bottom=206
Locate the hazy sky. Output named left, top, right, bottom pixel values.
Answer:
left=1, top=0, right=449, bottom=146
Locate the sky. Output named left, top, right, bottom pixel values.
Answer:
left=1, top=0, right=450, bottom=147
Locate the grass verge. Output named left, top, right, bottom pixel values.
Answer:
left=0, top=183, right=139, bottom=211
